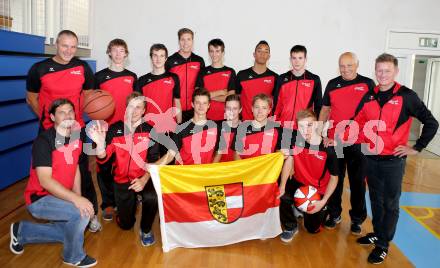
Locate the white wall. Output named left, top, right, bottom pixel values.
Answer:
left=91, top=0, right=440, bottom=87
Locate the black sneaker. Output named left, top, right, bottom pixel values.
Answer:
left=357, top=232, right=378, bottom=245
left=350, top=223, right=362, bottom=236
left=368, top=246, right=388, bottom=264
left=64, top=255, right=97, bottom=267
left=324, top=215, right=342, bottom=229
left=10, top=222, right=24, bottom=255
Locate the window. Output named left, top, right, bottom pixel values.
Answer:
left=1, top=0, right=91, bottom=48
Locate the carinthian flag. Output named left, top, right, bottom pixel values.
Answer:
left=150, top=152, right=283, bottom=252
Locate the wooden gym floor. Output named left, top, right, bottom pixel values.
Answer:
left=0, top=152, right=439, bottom=267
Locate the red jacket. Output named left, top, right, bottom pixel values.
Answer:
left=166, top=52, right=205, bottom=111
left=273, top=70, right=322, bottom=129
left=346, top=83, right=438, bottom=156
left=96, top=121, right=160, bottom=184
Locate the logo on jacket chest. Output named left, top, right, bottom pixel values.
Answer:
left=354, top=86, right=365, bottom=91
left=189, top=65, right=199, bottom=70
left=301, top=82, right=311, bottom=88
left=388, top=99, right=399, bottom=105
left=70, top=70, right=82, bottom=75
left=263, top=79, right=273, bottom=84
left=124, top=78, right=133, bottom=84
left=163, top=79, right=172, bottom=84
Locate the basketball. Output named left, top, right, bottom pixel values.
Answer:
left=294, top=185, right=322, bottom=212
left=83, top=90, right=115, bottom=120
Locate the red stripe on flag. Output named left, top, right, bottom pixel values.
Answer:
left=162, top=182, right=280, bottom=223
left=224, top=183, right=242, bottom=197
left=227, top=207, right=242, bottom=221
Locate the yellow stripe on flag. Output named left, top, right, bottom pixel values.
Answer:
left=158, top=152, right=284, bottom=194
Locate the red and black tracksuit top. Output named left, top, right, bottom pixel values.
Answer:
left=236, top=68, right=278, bottom=120
left=273, top=70, right=322, bottom=130
left=95, top=68, right=137, bottom=125
left=27, top=57, right=95, bottom=130
left=24, top=127, right=84, bottom=205
left=232, top=121, right=284, bottom=159
left=172, top=121, right=218, bottom=165
left=347, top=82, right=438, bottom=156
left=322, top=74, right=375, bottom=140
left=216, top=121, right=238, bottom=162
left=137, top=72, right=180, bottom=132
left=96, top=121, right=160, bottom=184
left=292, top=139, right=339, bottom=195
left=165, top=52, right=205, bottom=112
left=196, top=66, right=237, bottom=121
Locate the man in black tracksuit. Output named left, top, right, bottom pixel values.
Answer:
left=319, top=52, right=375, bottom=234
left=344, top=53, right=438, bottom=264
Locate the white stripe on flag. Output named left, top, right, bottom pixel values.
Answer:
left=226, top=195, right=243, bottom=209
left=161, top=207, right=282, bottom=252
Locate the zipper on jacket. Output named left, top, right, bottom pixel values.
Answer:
left=375, top=106, right=383, bottom=155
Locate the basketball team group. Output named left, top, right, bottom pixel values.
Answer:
left=8, top=28, right=439, bottom=267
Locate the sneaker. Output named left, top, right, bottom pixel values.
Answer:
left=64, top=255, right=97, bottom=267
left=324, top=215, right=342, bottom=229
left=368, top=246, right=388, bottom=264
left=10, top=222, right=24, bottom=254
left=357, top=232, right=378, bottom=245
left=351, top=223, right=362, bottom=236
left=102, top=207, right=114, bottom=221
left=88, top=215, right=102, bottom=233
left=280, top=226, right=299, bottom=243
left=140, top=230, right=155, bottom=246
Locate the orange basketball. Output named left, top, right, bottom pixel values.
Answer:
left=83, top=90, right=115, bottom=120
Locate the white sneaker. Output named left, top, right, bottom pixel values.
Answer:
left=88, top=215, right=102, bottom=233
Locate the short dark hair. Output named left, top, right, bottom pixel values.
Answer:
left=56, top=30, right=78, bottom=43
left=375, top=53, right=398, bottom=67
left=178, top=28, right=194, bottom=39
left=192, top=88, right=211, bottom=103
left=150, top=43, right=168, bottom=58
left=255, top=40, right=270, bottom=52
left=208, top=38, right=225, bottom=52
left=106, top=38, right=129, bottom=58
left=225, top=94, right=241, bottom=107
left=252, top=93, right=272, bottom=107
left=290, top=45, right=307, bottom=57
left=49, top=98, right=74, bottom=115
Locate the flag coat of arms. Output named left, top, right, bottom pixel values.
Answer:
left=150, top=153, right=284, bottom=252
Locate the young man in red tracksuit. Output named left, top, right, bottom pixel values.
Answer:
left=318, top=52, right=375, bottom=234
left=278, top=109, right=339, bottom=243
left=155, top=88, right=218, bottom=166
left=138, top=44, right=181, bottom=156
left=94, top=38, right=138, bottom=221
left=88, top=92, right=160, bottom=246
left=346, top=54, right=438, bottom=264
left=166, top=28, right=205, bottom=122
left=273, top=45, right=322, bottom=130
left=196, top=38, right=236, bottom=123
left=236, top=41, right=278, bottom=121
left=232, top=93, right=287, bottom=160
left=213, top=94, right=242, bottom=163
